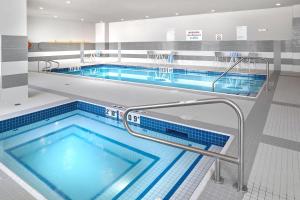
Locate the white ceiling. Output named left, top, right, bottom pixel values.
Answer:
left=28, top=0, right=300, bottom=23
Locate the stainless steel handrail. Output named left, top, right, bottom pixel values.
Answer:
left=123, top=98, right=247, bottom=191
left=212, top=57, right=270, bottom=92
left=212, top=58, right=245, bottom=92
left=257, top=57, right=270, bottom=91
left=37, top=60, right=60, bottom=72
left=48, top=60, right=60, bottom=69
left=37, top=60, right=48, bottom=72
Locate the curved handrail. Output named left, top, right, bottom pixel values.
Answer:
left=37, top=60, right=60, bottom=72
left=48, top=60, right=60, bottom=69
left=123, top=98, right=246, bottom=191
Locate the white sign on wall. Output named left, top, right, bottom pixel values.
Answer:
left=166, top=29, right=176, bottom=41
left=236, top=26, right=248, bottom=40
left=215, top=33, right=223, bottom=41
left=186, top=30, right=203, bottom=41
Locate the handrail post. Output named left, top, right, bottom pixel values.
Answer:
left=214, top=158, right=224, bottom=184
left=266, top=59, right=270, bottom=91
left=237, top=106, right=244, bottom=191
left=122, top=98, right=247, bottom=192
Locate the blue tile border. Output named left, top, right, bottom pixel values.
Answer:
left=0, top=102, right=77, bottom=134
left=140, top=116, right=229, bottom=147
left=0, top=101, right=229, bottom=147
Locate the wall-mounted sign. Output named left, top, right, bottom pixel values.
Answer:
left=166, top=29, right=175, bottom=41
left=215, top=33, right=223, bottom=41
left=186, top=30, right=202, bottom=41
left=236, top=26, right=247, bottom=40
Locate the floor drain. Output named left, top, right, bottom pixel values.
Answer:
left=14, top=103, right=21, bottom=106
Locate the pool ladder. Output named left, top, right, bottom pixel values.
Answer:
left=123, top=98, right=247, bottom=192
left=212, top=57, right=270, bottom=92
left=38, top=60, right=60, bottom=72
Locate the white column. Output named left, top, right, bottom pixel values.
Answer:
left=0, top=0, right=28, bottom=103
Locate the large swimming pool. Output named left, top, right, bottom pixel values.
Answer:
left=0, top=101, right=230, bottom=200
left=51, top=65, right=266, bottom=97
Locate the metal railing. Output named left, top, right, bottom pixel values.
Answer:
left=212, top=57, right=270, bottom=92
left=212, top=58, right=245, bottom=92
left=123, top=98, right=247, bottom=191
left=38, top=60, right=60, bottom=72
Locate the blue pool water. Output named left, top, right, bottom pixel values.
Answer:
left=0, top=101, right=228, bottom=200
left=52, top=65, right=266, bottom=97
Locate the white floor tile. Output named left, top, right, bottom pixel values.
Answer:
left=263, top=104, right=300, bottom=142
left=244, top=143, right=300, bottom=200
left=273, top=76, right=300, bottom=105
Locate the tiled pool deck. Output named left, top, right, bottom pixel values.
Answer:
left=0, top=70, right=300, bottom=200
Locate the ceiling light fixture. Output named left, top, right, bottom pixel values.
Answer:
left=66, top=1, right=71, bottom=4
left=275, top=3, right=281, bottom=6
left=54, top=15, right=58, bottom=18
left=39, top=7, right=44, bottom=10
left=121, top=18, right=124, bottom=21
left=80, top=18, right=84, bottom=22
left=175, top=13, right=179, bottom=16
left=211, top=9, right=216, bottom=12
left=145, top=16, right=149, bottom=18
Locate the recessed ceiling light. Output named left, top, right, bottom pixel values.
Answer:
left=80, top=18, right=84, bottom=22
left=145, top=16, right=149, bottom=18
left=54, top=15, right=58, bottom=18
left=121, top=18, right=124, bottom=21
left=211, top=9, right=216, bottom=12
left=175, top=13, right=179, bottom=16
left=66, top=1, right=71, bottom=4
left=39, top=7, right=44, bottom=10
left=275, top=3, right=281, bottom=6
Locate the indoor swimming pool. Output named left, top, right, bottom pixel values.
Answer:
left=0, top=101, right=230, bottom=200
left=51, top=65, right=266, bottom=97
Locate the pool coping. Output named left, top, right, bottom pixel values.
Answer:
left=44, top=65, right=268, bottom=100
left=0, top=99, right=235, bottom=200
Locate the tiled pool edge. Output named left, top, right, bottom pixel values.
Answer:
left=189, top=135, right=235, bottom=200
left=0, top=99, right=234, bottom=200
left=0, top=100, right=230, bottom=147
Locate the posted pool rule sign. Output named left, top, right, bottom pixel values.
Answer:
left=186, top=30, right=203, bottom=41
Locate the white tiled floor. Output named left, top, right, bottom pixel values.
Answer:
left=263, top=104, right=300, bottom=142
left=0, top=88, right=68, bottom=119
left=244, top=143, right=300, bottom=200
left=273, top=76, right=300, bottom=105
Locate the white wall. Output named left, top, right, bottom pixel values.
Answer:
left=109, top=7, right=293, bottom=42
left=28, top=16, right=96, bottom=42
left=0, top=0, right=27, bottom=35
left=95, top=23, right=105, bottom=43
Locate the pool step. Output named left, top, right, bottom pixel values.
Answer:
left=170, top=145, right=222, bottom=200
left=138, top=151, right=199, bottom=200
